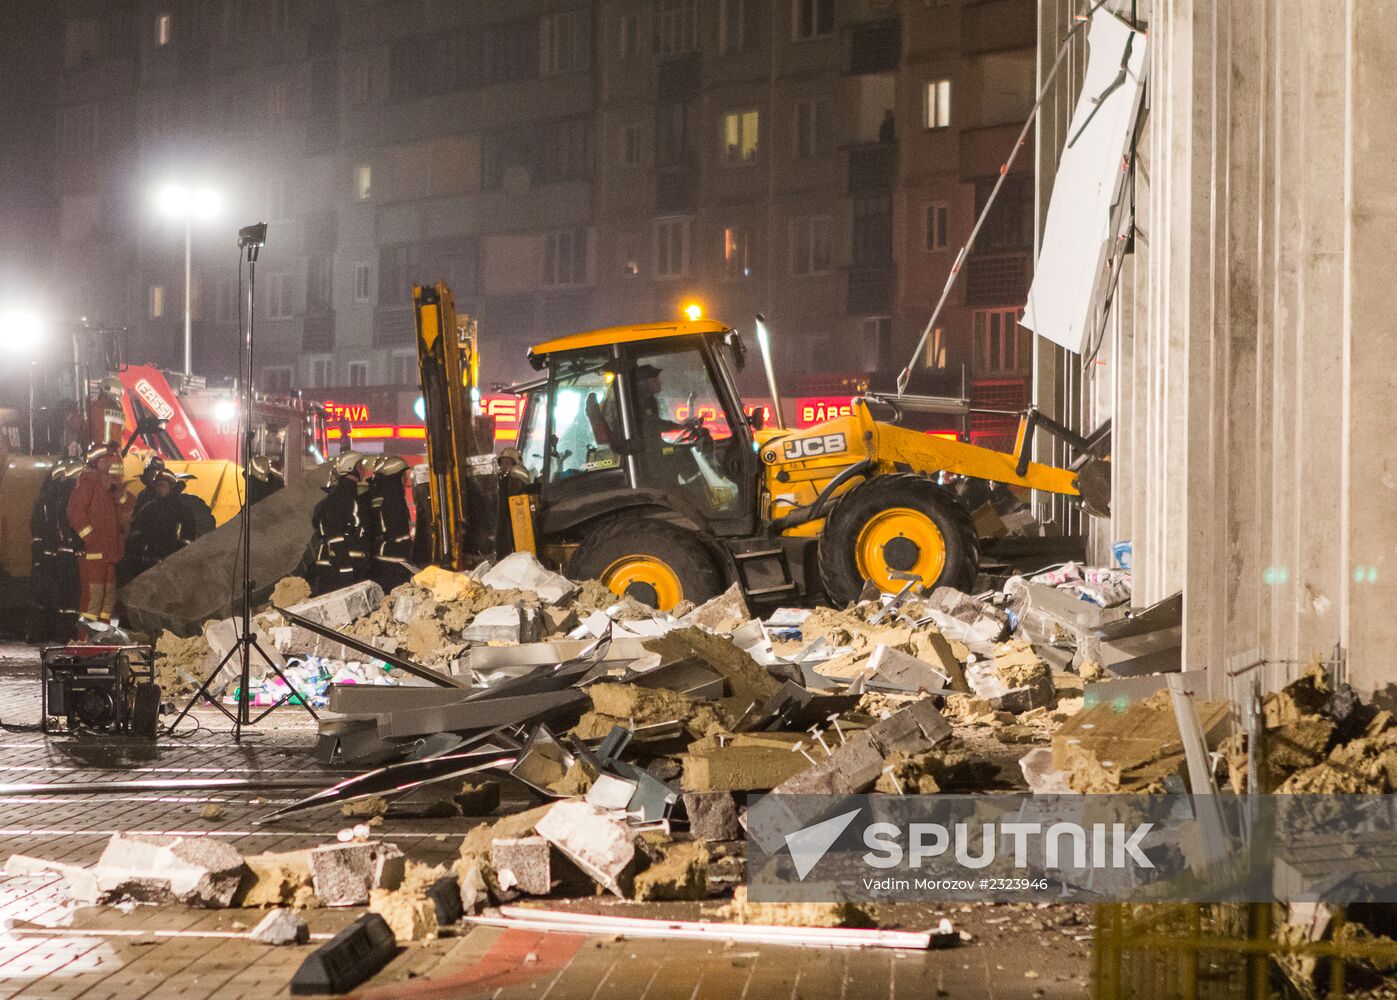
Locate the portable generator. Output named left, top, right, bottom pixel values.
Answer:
left=40, top=644, right=161, bottom=737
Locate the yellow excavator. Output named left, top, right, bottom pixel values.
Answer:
left=413, top=283, right=1110, bottom=611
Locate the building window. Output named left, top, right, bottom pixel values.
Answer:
left=852, top=196, right=891, bottom=265
left=379, top=245, right=411, bottom=304
left=925, top=203, right=950, bottom=250
left=347, top=361, right=368, bottom=387
left=262, top=366, right=293, bottom=392
left=925, top=327, right=947, bottom=368
left=654, top=217, right=691, bottom=278
left=620, top=124, right=644, bottom=167
left=790, top=216, right=832, bottom=275
left=391, top=353, right=416, bottom=386
left=149, top=285, right=165, bottom=319
left=973, top=308, right=1026, bottom=374
left=619, top=14, right=639, bottom=59
left=541, top=10, right=589, bottom=75
left=309, top=357, right=332, bottom=389
left=722, top=225, right=752, bottom=280
left=658, top=102, right=691, bottom=166
left=542, top=228, right=589, bottom=287
left=720, top=0, right=761, bottom=54
left=306, top=256, right=332, bottom=312
left=720, top=110, right=760, bottom=166
left=924, top=79, right=952, bottom=129
left=353, top=163, right=372, bottom=201
left=792, top=0, right=833, bottom=41
left=353, top=263, right=372, bottom=303
left=656, top=0, right=698, bottom=55
left=794, top=99, right=829, bottom=159
left=268, top=273, right=294, bottom=319
left=155, top=12, right=172, bottom=47
left=862, top=316, right=892, bottom=371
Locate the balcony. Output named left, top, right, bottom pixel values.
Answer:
left=959, top=122, right=1031, bottom=181
left=657, top=52, right=701, bottom=102
left=847, top=142, right=896, bottom=194
left=964, top=252, right=1029, bottom=306
left=656, top=168, right=696, bottom=214
left=846, top=266, right=895, bottom=315
left=849, top=19, right=900, bottom=75
left=961, top=0, right=1035, bottom=55
left=373, top=305, right=413, bottom=347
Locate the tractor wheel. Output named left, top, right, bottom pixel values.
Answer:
left=818, top=473, right=978, bottom=605
left=570, top=517, right=723, bottom=612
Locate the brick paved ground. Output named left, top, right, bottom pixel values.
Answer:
left=0, top=643, right=1092, bottom=999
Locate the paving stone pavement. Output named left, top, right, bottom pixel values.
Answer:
left=0, top=643, right=1091, bottom=999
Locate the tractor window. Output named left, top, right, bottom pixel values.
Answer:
left=547, top=353, right=622, bottom=481
left=517, top=393, right=547, bottom=481
left=629, top=343, right=742, bottom=515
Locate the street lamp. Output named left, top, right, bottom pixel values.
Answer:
left=156, top=182, right=220, bottom=376
left=1, top=307, right=45, bottom=453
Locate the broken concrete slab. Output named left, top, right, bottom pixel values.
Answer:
left=681, top=791, right=741, bottom=841
left=310, top=841, right=405, bottom=907
left=643, top=627, right=782, bottom=707
left=5, top=854, right=100, bottom=904
left=681, top=741, right=812, bottom=792
left=95, top=834, right=248, bottom=908
left=460, top=604, right=540, bottom=643
left=864, top=645, right=951, bottom=693
left=534, top=800, right=636, bottom=897
left=771, top=700, right=953, bottom=796
left=920, top=587, right=1011, bottom=643
left=457, top=803, right=555, bottom=866
left=633, top=837, right=707, bottom=901
left=250, top=908, right=309, bottom=945
left=491, top=836, right=552, bottom=895
left=482, top=551, right=577, bottom=605
left=286, top=580, right=385, bottom=628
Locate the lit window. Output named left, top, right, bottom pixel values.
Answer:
left=654, top=217, right=691, bottom=278
left=720, top=110, right=760, bottom=166
left=353, top=163, right=372, bottom=200
left=925, top=327, right=947, bottom=369
left=924, top=79, right=952, bottom=129
left=790, top=216, right=832, bottom=276
left=792, top=0, right=833, bottom=41
left=722, top=225, right=752, bottom=280
left=149, top=285, right=165, bottom=318
left=353, top=263, right=372, bottom=303
left=347, top=361, right=368, bottom=387
left=155, top=13, right=172, bottom=47
left=925, top=203, right=949, bottom=250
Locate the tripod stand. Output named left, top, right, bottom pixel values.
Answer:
left=166, top=223, right=317, bottom=741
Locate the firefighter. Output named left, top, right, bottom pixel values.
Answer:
left=248, top=455, right=284, bottom=505
left=368, top=456, right=414, bottom=589
left=494, top=446, right=535, bottom=560
left=66, top=444, right=127, bottom=625
left=410, top=461, right=433, bottom=566
left=91, top=377, right=126, bottom=449
left=308, top=451, right=373, bottom=594
left=28, top=460, right=82, bottom=640
left=121, top=468, right=199, bottom=579
left=174, top=474, right=216, bottom=537
left=133, top=455, right=167, bottom=517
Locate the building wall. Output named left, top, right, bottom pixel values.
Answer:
left=1037, top=0, right=1397, bottom=698
left=51, top=0, right=1037, bottom=421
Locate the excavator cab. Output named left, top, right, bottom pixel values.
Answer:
left=519, top=322, right=757, bottom=537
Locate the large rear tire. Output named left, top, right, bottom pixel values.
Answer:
left=818, top=473, right=978, bottom=605
left=569, top=517, right=722, bottom=612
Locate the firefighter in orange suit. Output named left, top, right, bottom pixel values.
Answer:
left=66, top=444, right=130, bottom=623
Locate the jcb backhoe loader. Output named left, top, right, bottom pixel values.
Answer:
left=412, top=283, right=1110, bottom=611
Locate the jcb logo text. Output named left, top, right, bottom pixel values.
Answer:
left=782, top=433, right=846, bottom=460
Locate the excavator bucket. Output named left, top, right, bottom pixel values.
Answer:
left=119, top=465, right=326, bottom=636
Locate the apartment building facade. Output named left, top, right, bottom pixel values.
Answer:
left=52, top=0, right=1036, bottom=437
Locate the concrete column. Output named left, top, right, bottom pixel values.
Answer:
left=1342, top=0, right=1397, bottom=695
